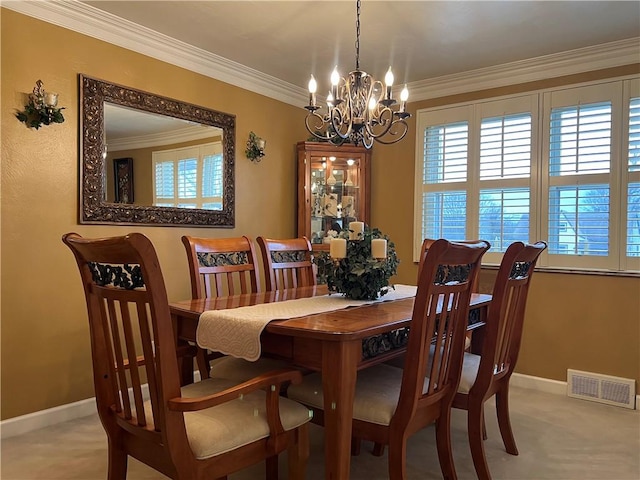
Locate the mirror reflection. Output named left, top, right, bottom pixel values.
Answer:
left=79, top=74, right=236, bottom=227
left=104, top=104, right=224, bottom=210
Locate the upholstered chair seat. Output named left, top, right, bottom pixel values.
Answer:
left=457, top=352, right=482, bottom=394
left=288, top=364, right=432, bottom=427
left=137, top=377, right=311, bottom=460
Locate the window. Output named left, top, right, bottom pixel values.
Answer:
left=152, top=142, right=223, bottom=210
left=415, top=96, right=537, bottom=265
left=415, top=77, right=640, bottom=272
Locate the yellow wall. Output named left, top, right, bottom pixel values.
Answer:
left=2, top=9, right=639, bottom=420
left=1, top=10, right=308, bottom=419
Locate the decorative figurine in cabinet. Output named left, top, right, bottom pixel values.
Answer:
left=297, top=141, right=371, bottom=250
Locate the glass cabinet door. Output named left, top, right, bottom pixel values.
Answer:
left=297, top=142, right=371, bottom=250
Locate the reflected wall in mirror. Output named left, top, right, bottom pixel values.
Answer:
left=79, top=74, right=235, bottom=226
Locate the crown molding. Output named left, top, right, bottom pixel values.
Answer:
left=3, top=0, right=308, bottom=107
left=406, top=38, right=640, bottom=102
left=4, top=1, right=639, bottom=107
left=107, top=126, right=218, bottom=152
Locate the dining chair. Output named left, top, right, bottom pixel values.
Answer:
left=452, top=240, right=546, bottom=480
left=256, top=236, right=316, bottom=291
left=63, top=232, right=311, bottom=480
left=367, top=237, right=490, bottom=457
left=288, top=239, right=490, bottom=480
left=182, top=235, right=288, bottom=382
left=182, top=235, right=261, bottom=299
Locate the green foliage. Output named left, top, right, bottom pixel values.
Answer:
left=315, top=227, right=400, bottom=300
left=245, top=131, right=265, bottom=161
left=15, top=102, right=65, bottom=130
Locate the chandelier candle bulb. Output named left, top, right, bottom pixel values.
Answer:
left=384, top=68, right=394, bottom=100
left=371, top=239, right=388, bottom=259
left=308, top=75, right=317, bottom=107
left=330, top=238, right=347, bottom=259
left=400, top=85, right=409, bottom=112
left=349, top=221, right=364, bottom=240
left=331, top=67, right=340, bottom=101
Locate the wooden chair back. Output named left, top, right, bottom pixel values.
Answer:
left=395, top=239, right=490, bottom=427
left=256, top=236, right=316, bottom=291
left=419, top=237, right=486, bottom=292
left=475, top=241, right=547, bottom=390
left=182, top=235, right=261, bottom=299
left=451, top=241, right=546, bottom=480
left=63, top=232, right=310, bottom=480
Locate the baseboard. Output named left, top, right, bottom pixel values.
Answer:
left=1, top=371, right=633, bottom=439
left=0, top=396, right=98, bottom=440
left=510, top=372, right=568, bottom=395
left=0, top=370, right=203, bottom=440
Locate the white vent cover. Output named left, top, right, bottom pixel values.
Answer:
left=567, top=369, right=636, bottom=409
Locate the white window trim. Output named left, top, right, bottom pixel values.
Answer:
left=414, top=75, right=640, bottom=273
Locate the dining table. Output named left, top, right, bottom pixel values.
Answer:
left=170, top=284, right=492, bottom=480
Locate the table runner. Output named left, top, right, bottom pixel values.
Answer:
left=196, top=284, right=418, bottom=361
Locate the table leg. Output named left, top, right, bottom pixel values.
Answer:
left=171, top=313, right=194, bottom=385
left=321, top=340, right=360, bottom=480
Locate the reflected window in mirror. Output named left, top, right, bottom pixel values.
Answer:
left=152, top=142, right=223, bottom=210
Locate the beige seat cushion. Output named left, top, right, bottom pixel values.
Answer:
left=422, top=347, right=480, bottom=394
left=143, top=377, right=311, bottom=460
left=209, top=356, right=292, bottom=383
left=288, top=364, right=429, bottom=426
left=458, top=352, right=481, bottom=394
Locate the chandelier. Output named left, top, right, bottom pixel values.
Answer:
left=304, top=0, right=410, bottom=149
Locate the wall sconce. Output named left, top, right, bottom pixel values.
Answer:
left=15, top=80, right=65, bottom=130
left=245, top=131, right=266, bottom=162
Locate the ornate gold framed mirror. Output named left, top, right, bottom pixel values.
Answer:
left=79, top=74, right=235, bottom=227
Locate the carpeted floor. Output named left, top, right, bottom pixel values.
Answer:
left=1, top=385, right=638, bottom=479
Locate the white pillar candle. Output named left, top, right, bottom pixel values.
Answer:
left=44, top=92, right=58, bottom=107
left=330, top=238, right=347, bottom=259
left=349, top=221, right=364, bottom=240
left=371, top=239, right=387, bottom=259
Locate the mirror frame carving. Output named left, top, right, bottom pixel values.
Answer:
left=79, top=74, right=235, bottom=227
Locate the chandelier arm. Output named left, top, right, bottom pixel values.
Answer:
left=331, top=96, right=353, bottom=140
left=371, top=119, right=410, bottom=145
left=359, top=129, right=374, bottom=150
left=363, top=106, right=395, bottom=139
left=305, top=112, right=338, bottom=142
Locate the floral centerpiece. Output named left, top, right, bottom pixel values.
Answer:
left=314, top=225, right=399, bottom=300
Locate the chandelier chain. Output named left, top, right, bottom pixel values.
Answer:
left=355, top=0, right=361, bottom=70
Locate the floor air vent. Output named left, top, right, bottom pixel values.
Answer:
left=567, top=369, right=636, bottom=409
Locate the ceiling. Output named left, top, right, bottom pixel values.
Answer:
left=80, top=0, right=639, bottom=93
left=5, top=0, right=638, bottom=107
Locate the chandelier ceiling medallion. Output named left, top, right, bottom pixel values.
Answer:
left=304, top=0, right=410, bottom=149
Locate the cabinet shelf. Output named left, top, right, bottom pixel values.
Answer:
left=297, top=141, right=371, bottom=251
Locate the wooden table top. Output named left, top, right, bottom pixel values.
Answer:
left=169, top=285, right=492, bottom=342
